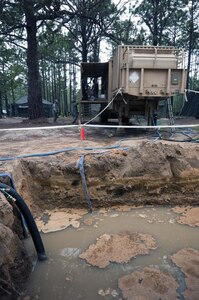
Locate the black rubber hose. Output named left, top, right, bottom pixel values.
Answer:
left=0, top=182, right=47, bottom=261
left=0, top=173, right=29, bottom=238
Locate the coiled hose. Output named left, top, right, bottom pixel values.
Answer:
left=0, top=182, right=47, bottom=261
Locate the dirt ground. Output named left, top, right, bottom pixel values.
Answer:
left=0, top=116, right=199, bottom=299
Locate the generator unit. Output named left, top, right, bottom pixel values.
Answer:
left=80, top=45, right=187, bottom=125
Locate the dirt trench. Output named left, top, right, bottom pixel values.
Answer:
left=1, top=138, right=199, bottom=299
left=9, top=141, right=199, bottom=215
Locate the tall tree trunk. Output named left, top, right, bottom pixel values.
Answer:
left=53, top=62, right=57, bottom=99
left=24, top=3, right=43, bottom=119
left=0, top=90, right=2, bottom=118
left=47, top=67, right=51, bottom=101
left=69, top=63, right=72, bottom=110
left=41, top=58, right=46, bottom=100
left=63, top=63, right=68, bottom=116
left=2, top=64, right=9, bottom=114
left=153, top=0, right=158, bottom=46
left=5, top=92, right=9, bottom=116
left=92, top=39, right=100, bottom=62
left=72, top=64, right=77, bottom=103
left=51, top=65, right=55, bottom=100
left=186, top=0, right=194, bottom=89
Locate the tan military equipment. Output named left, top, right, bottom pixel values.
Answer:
left=80, top=45, right=187, bottom=125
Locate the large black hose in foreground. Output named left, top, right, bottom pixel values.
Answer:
left=0, top=173, right=29, bottom=238
left=0, top=182, right=47, bottom=261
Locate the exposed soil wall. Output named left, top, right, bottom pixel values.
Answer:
left=8, top=141, right=199, bottom=214
left=0, top=193, right=31, bottom=300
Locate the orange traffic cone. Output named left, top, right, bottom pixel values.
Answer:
left=80, top=127, right=85, bottom=140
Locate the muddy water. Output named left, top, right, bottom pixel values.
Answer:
left=25, top=206, right=199, bottom=300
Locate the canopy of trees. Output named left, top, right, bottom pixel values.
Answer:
left=0, top=0, right=198, bottom=119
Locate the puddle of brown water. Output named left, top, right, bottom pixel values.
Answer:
left=25, top=206, right=199, bottom=300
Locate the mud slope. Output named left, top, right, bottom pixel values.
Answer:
left=0, top=193, right=31, bottom=300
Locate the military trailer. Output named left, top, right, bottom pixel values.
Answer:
left=80, top=45, right=187, bottom=125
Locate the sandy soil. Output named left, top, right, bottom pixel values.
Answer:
left=118, top=267, right=179, bottom=300
left=0, top=116, right=199, bottom=299
left=79, top=232, right=157, bottom=268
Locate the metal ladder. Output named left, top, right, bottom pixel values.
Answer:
left=167, top=98, right=175, bottom=133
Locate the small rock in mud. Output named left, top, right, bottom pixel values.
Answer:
left=83, top=217, right=95, bottom=226
left=79, top=231, right=157, bottom=268
left=171, top=248, right=199, bottom=299
left=65, top=276, right=72, bottom=282
left=84, top=218, right=94, bottom=226
left=147, top=220, right=153, bottom=224
left=138, top=213, right=147, bottom=218
left=98, top=288, right=119, bottom=297
left=118, top=267, right=178, bottom=300
left=110, top=213, right=119, bottom=218
left=169, top=219, right=175, bottom=224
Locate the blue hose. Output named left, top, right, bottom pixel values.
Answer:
left=78, top=156, right=92, bottom=212
left=0, top=144, right=121, bottom=161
